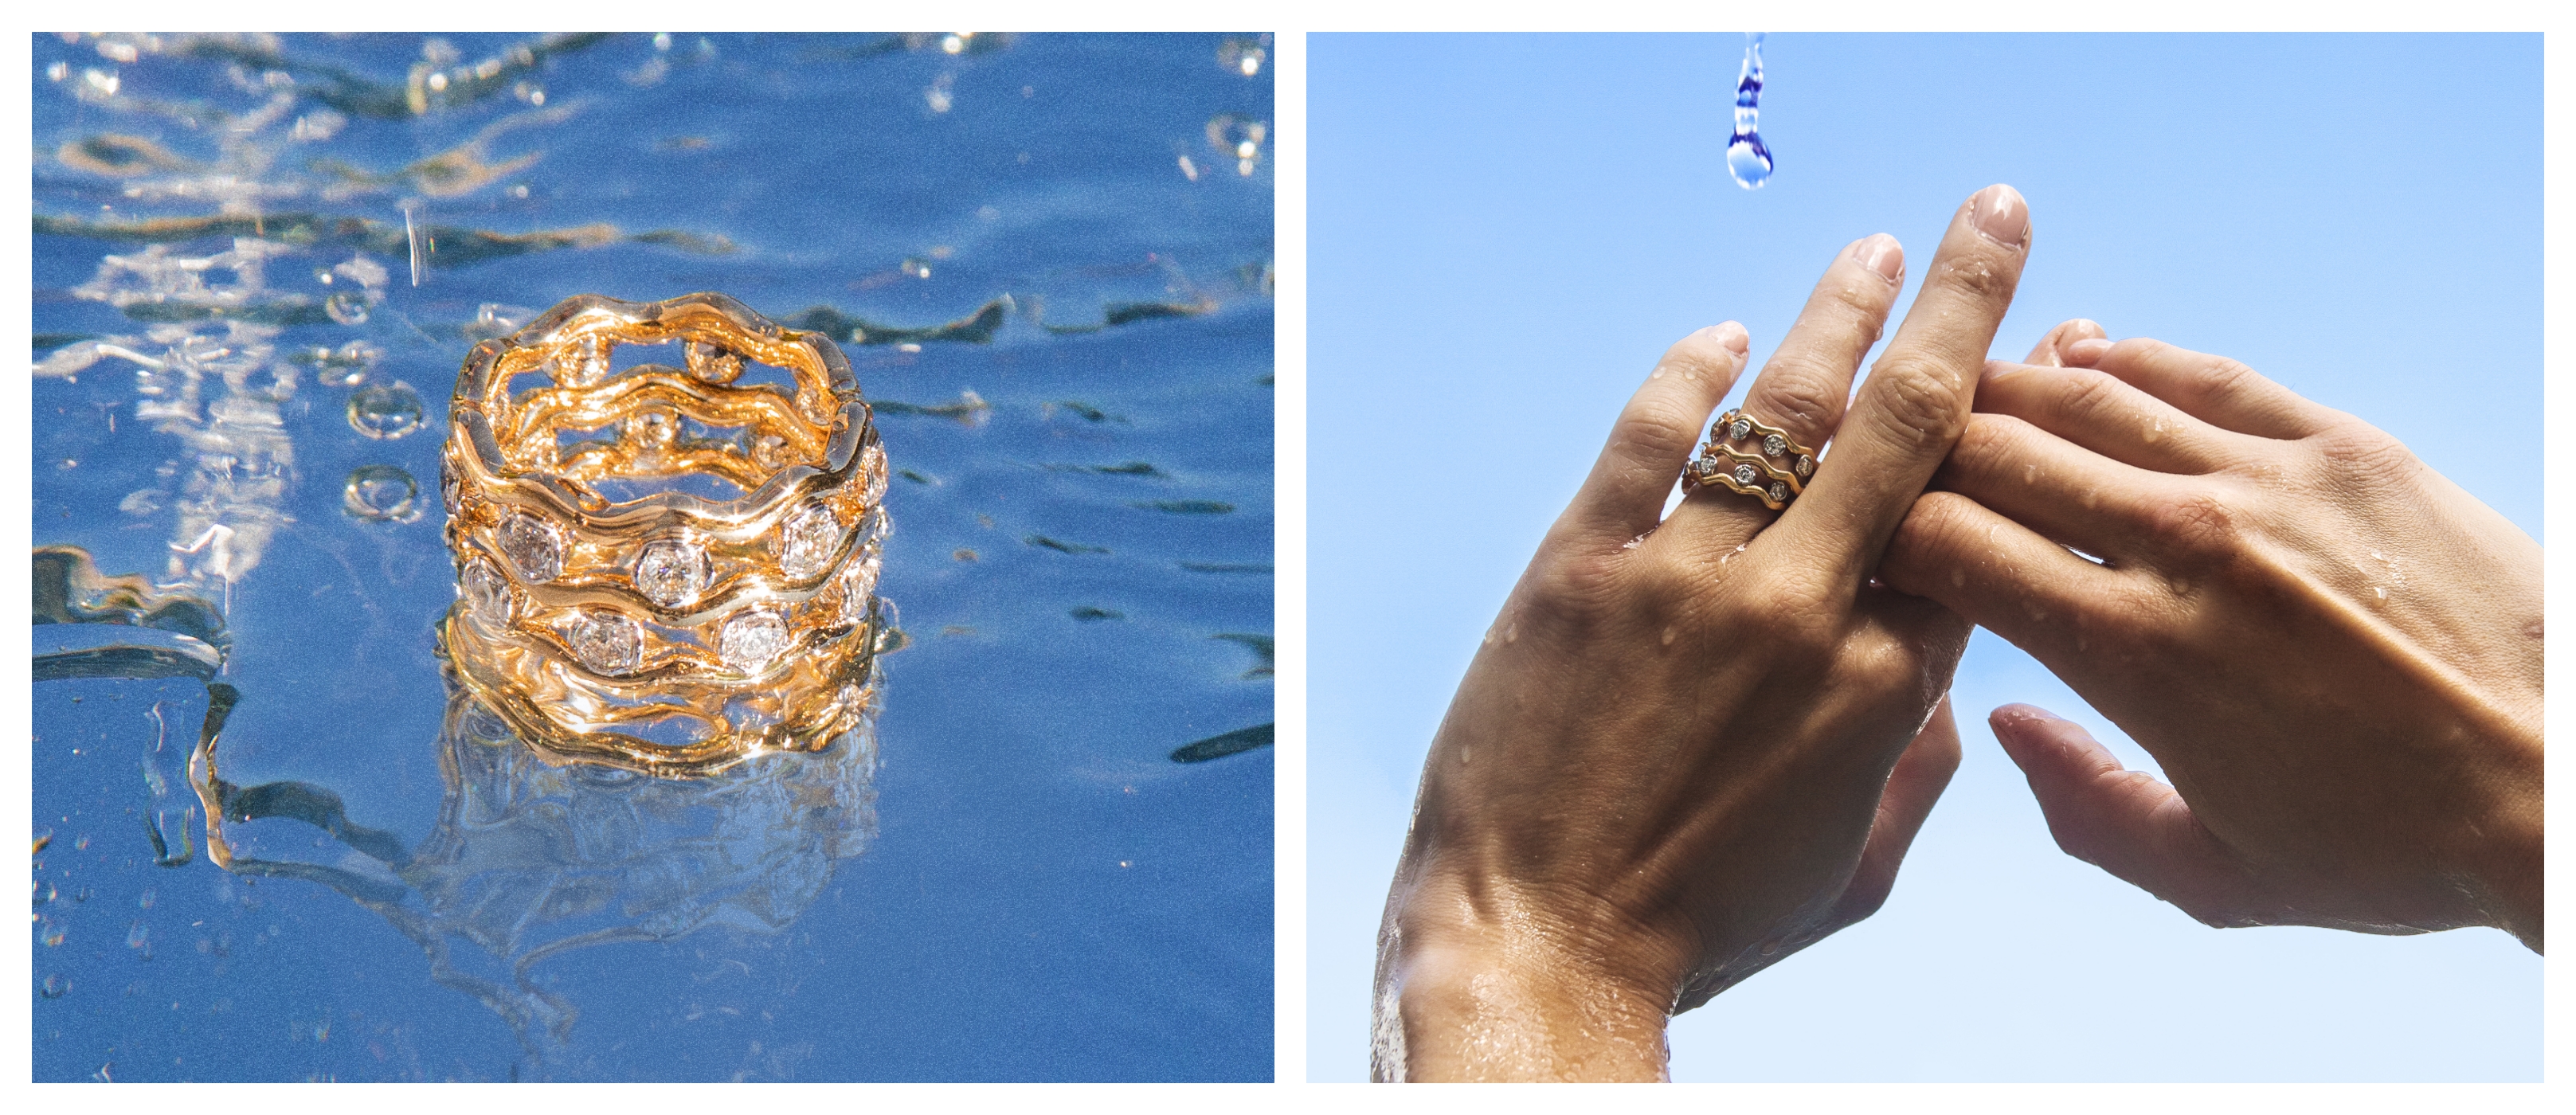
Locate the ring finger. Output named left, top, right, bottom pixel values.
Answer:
left=1659, top=233, right=1907, bottom=563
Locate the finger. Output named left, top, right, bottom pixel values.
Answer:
left=1556, top=323, right=1750, bottom=546
left=1929, top=415, right=2174, bottom=561
left=1878, top=490, right=2139, bottom=662
left=2089, top=338, right=2343, bottom=441
left=2022, top=318, right=2107, bottom=367
left=1975, top=360, right=2245, bottom=475
left=1832, top=695, right=1963, bottom=924
left=1988, top=704, right=2256, bottom=925
left=1778, top=184, right=2032, bottom=582
left=1660, top=234, right=1905, bottom=557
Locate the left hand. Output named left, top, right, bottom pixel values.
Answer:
left=1879, top=324, right=2543, bottom=949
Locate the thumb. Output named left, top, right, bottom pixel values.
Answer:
left=1989, top=703, right=2257, bottom=927
left=1832, top=695, right=1964, bottom=925
left=2020, top=318, right=2108, bottom=367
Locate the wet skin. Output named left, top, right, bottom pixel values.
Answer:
left=1374, top=185, right=2031, bottom=1082
left=1881, top=322, right=2544, bottom=953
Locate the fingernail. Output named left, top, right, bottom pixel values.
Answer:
left=1702, top=321, right=1750, bottom=355
left=2064, top=338, right=2112, bottom=367
left=1989, top=702, right=2062, bottom=730
left=1854, top=233, right=1904, bottom=284
left=1971, top=184, right=2028, bottom=248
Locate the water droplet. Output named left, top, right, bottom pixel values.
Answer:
left=346, top=381, right=423, bottom=440
left=342, top=464, right=420, bottom=522
left=323, top=291, right=370, bottom=325
left=1725, top=33, right=1773, bottom=190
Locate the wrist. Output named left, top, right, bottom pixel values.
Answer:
left=1374, top=867, right=1681, bottom=1082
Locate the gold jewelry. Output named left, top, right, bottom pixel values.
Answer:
left=1684, top=445, right=1797, bottom=510
left=438, top=292, right=891, bottom=777
left=1709, top=408, right=1818, bottom=488
left=1682, top=408, right=1816, bottom=510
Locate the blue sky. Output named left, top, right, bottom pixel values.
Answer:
left=1307, top=33, right=2541, bottom=1082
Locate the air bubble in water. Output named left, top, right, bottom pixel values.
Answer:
left=347, top=381, right=424, bottom=440
left=324, top=291, right=370, bottom=325
left=343, top=465, right=421, bottom=523
left=1726, top=33, right=1773, bottom=190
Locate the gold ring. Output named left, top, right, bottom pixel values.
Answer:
left=1683, top=445, right=1798, bottom=511
left=1710, top=409, right=1818, bottom=487
left=438, top=291, right=891, bottom=777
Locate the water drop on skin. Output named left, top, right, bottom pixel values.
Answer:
left=1725, top=33, right=1773, bottom=190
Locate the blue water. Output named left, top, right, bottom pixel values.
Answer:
left=1726, top=33, right=1771, bottom=190
left=32, top=32, right=1274, bottom=1082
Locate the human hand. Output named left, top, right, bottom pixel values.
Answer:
left=1880, top=330, right=2543, bottom=951
left=1373, top=185, right=2034, bottom=1082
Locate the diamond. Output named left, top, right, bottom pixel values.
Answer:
left=1732, top=463, right=1759, bottom=486
left=720, top=609, right=791, bottom=673
left=634, top=538, right=710, bottom=609
left=566, top=609, right=643, bottom=675
left=860, top=443, right=890, bottom=507
left=547, top=334, right=611, bottom=387
left=1729, top=417, right=1753, bottom=441
left=1768, top=482, right=1789, bottom=503
left=1795, top=455, right=1814, bottom=478
left=460, top=558, right=512, bottom=631
left=496, top=512, right=563, bottom=582
left=684, top=339, right=743, bottom=384
left=838, top=553, right=883, bottom=624
left=440, top=465, right=462, bottom=514
left=777, top=503, right=843, bottom=581
left=1763, top=433, right=1787, bottom=458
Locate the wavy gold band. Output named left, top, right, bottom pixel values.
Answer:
left=438, top=291, right=891, bottom=777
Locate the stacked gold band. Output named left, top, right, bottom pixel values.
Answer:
left=1683, top=409, right=1818, bottom=511
left=437, top=292, right=891, bottom=777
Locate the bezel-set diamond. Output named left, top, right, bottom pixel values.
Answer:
left=634, top=538, right=712, bottom=609
left=566, top=608, right=644, bottom=675
left=498, top=511, right=566, bottom=583
left=720, top=608, right=791, bottom=674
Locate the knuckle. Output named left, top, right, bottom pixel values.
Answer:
left=2143, top=488, right=2240, bottom=559
left=2049, top=369, right=2128, bottom=428
left=1607, top=393, right=1704, bottom=468
left=1656, top=331, right=1740, bottom=384
left=1744, top=357, right=1846, bottom=436
left=1932, top=252, right=2018, bottom=304
left=1862, top=355, right=1972, bottom=447
left=1742, top=565, right=1845, bottom=648
left=1885, top=492, right=1969, bottom=572
left=2193, top=356, right=2265, bottom=398
left=1520, top=547, right=1626, bottom=628
left=2304, top=421, right=2413, bottom=479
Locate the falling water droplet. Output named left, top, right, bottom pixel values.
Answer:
left=1725, top=33, right=1773, bottom=190
left=346, top=381, right=424, bottom=440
